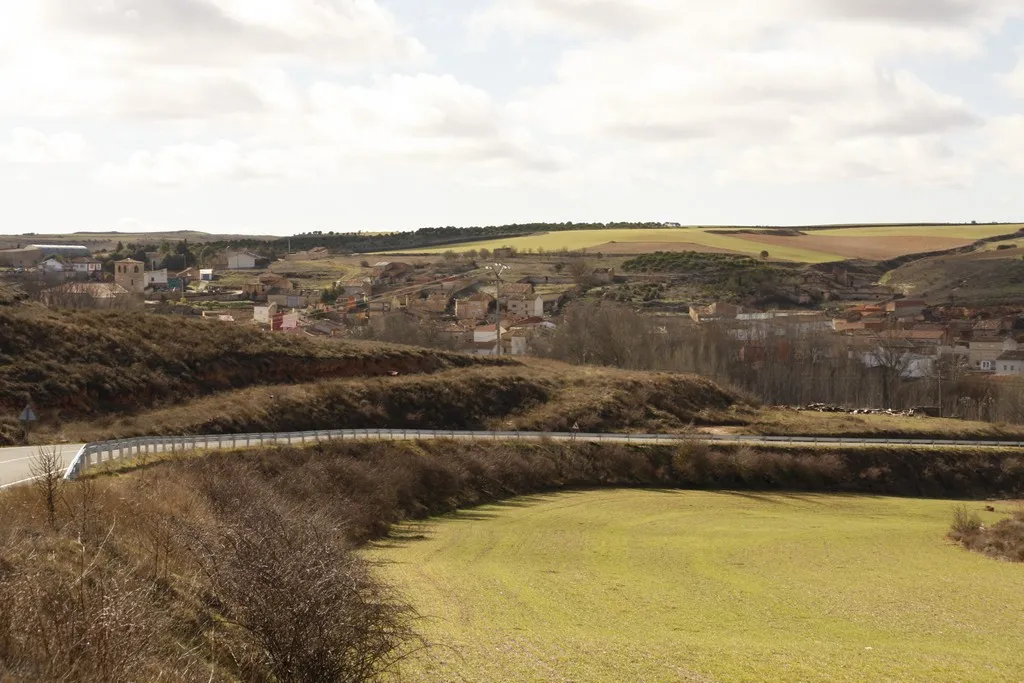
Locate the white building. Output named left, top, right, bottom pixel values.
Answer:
left=473, top=324, right=507, bottom=344
left=254, top=302, right=279, bottom=325
left=145, top=269, right=168, bottom=288
left=505, top=295, right=544, bottom=318
left=995, top=351, right=1024, bottom=376
left=39, top=258, right=65, bottom=273
left=227, top=252, right=258, bottom=270
left=200, top=269, right=214, bottom=281
left=70, top=257, right=103, bottom=275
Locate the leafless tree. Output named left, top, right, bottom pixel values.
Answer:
left=567, top=258, right=594, bottom=288
left=31, top=446, right=65, bottom=530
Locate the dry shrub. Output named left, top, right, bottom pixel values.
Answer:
left=950, top=505, right=1024, bottom=563
left=951, top=504, right=983, bottom=536
left=180, top=476, right=418, bottom=683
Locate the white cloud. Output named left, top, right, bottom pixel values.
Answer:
left=0, top=1, right=424, bottom=121
left=96, top=141, right=343, bottom=187
left=981, top=116, right=1024, bottom=172
left=0, top=128, right=90, bottom=164
left=98, top=74, right=573, bottom=187
left=1001, top=52, right=1024, bottom=97
left=481, top=0, right=1013, bottom=186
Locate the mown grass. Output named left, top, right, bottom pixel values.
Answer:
left=371, top=490, right=1024, bottom=683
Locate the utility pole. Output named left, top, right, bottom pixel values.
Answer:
left=485, top=263, right=510, bottom=356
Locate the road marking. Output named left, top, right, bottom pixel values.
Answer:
left=0, top=475, right=40, bottom=489
left=0, top=454, right=43, bottom=465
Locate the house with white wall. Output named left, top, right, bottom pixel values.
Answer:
left=995, top=351, right=1024, bottom=376
left=145, top=269, right=169, bottom=288
left=226, top=252, right=258, bottom=270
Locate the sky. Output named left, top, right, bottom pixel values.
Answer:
left=0, top=0, right=1022, bottom=237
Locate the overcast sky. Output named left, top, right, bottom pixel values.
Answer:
left=0, top=0, right=1022, bottom=236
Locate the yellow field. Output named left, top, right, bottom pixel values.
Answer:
left=372, top=490, right=1024, bottom=682
left=398, top=224, right=1023, bottom=263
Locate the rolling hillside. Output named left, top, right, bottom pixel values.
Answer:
left=396, top=224, right=1022, bottom=263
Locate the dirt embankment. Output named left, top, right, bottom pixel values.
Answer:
left=0, top=308, right=511, bottom=426
left=52, top=364, right=747, bottom=443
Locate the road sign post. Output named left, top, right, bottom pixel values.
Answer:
left=18, top=404, right=37, bottom=443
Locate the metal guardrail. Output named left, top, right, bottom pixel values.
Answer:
left=60, top=429, right=1024, bottom=481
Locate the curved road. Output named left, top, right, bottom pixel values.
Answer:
left=2, top=431, right=1022, bottom=489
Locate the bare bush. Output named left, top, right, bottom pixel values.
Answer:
left=182, top=481, right=419, bottom=683
left=951, top=504, right=983, bottom=537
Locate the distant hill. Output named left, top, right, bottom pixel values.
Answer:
left=884, top=238, right=1024, bottom=306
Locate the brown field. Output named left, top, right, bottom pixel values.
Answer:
left=739, top=234, right=977, bottom=260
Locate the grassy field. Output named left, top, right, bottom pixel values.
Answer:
left=371, top=490, right=1024, bottom=682
left=397, top=225, right=1022, bottom=263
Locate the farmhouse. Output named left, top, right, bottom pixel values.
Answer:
left=70, top=257, right=103, bottom=277
left=885, top=299, right=928, bottom=318
left=371, top=261, right=414, bottom=285
left=455, top=292, right=493, bottom=320
left=407, top=290, right=451, bottom=314
left=339, top=279, right=374, bottom=298
left=505, top=294, right=544, bottom=318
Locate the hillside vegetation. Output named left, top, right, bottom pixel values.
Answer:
left=0, top=308, right=507, bottom=426
left=884, top=249, right=1024, bottom=306
left=51, top=363, right=744, bottom=443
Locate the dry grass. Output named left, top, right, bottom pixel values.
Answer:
left=742, top=410, right=1024, bottom=441
left=50, top=362, right=744, bottom=443
left=0, top=307, right=510, bottom=440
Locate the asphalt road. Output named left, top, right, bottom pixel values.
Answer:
left=0, top=444, right=86, bottom=489
left=2, top=430, right=1023, bottom=489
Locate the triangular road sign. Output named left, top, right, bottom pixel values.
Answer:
left=18, top=405, right=37, bottom=422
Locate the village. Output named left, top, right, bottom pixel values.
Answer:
left=3, top=242, right=1024, bottom=377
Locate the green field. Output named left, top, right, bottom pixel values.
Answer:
left=396, top=225, right=1021, bottom=263
left=405, top=228, right=843, bottom=262
left=370, top=490, right=1024, bottom=682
